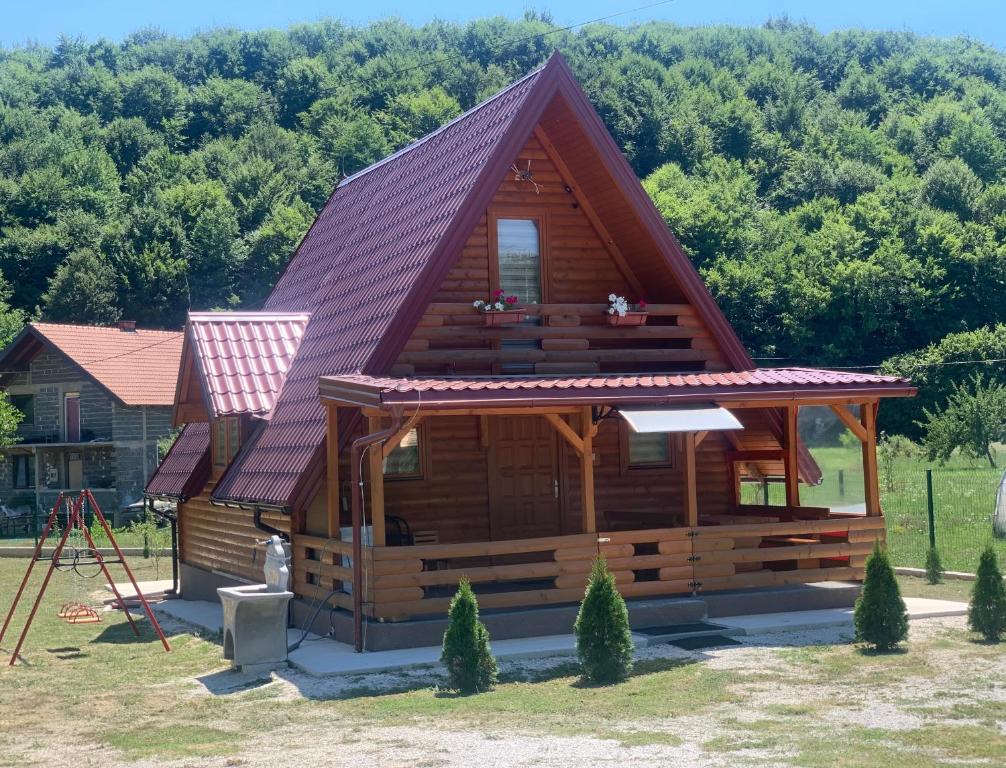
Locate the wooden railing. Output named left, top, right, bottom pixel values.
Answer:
left=291, top=515, right=887, bottom=621
left=395, top=302, right=725, bottom=375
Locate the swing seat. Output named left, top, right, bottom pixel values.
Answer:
left=62, top=605, right=101, bottom=624
left=57, top=601, right=84, bottom=618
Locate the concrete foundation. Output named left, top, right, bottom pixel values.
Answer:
left=179, top=561, right=253, bottom=603
left=288, top=581, right=863, bottom=652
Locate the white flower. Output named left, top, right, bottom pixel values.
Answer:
left=607, top=307, right=615, bottom=314
left=494, top=301, right=505, bottom=311
left=608, top=293, right=617, bottom=302
left=473, top=300, right=484, bottom=308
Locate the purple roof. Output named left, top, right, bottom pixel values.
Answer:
left=145, top=422, right=211, bottom=500
left=210, top=63, right=549, bottom=507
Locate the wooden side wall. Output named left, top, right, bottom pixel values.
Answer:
left=178, top=481, right=290, bottom=582
left=360, top=414, right=736, bottom=542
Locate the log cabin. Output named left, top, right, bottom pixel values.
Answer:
left=146, top=54, right=915, bottom=651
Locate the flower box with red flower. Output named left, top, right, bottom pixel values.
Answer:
left=473, top=291, right=525, bottom=326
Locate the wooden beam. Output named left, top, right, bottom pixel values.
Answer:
left=861, top=403, right=881, bottom=517
left=831, top=404, right=868, bottom=443
left=479, top=415, right=490, bottom=448
left=783, top=405, right=800, bottom=507
left=683, top=432, right=698, bottom=526
left=694, top=430, right=709, bottom=447
left=367, top=413, right=387, bottom=547
left=325, top=403, right=340, bottom=539
left=580, top=407, right=596, bottom=533
left=533, top=125, right=647, bottom=299
left=545, top=413, right=584, bottom=456
left=382, top=416, right=424, bottom=458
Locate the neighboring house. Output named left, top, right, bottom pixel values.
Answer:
left=147, top=54, right=915, bottom=651
left=0, top=321, right=182, bottom=521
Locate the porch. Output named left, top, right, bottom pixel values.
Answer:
left=298, top=371, right=911, bottom=650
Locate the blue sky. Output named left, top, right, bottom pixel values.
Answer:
left=2, top=1, right=1004, bottom=50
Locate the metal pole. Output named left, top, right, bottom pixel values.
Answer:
left=762, top=480, right=769, bottom=506
left=926, top=468, right=936, bottom=550
left=838, top=469, right=845, bottom=499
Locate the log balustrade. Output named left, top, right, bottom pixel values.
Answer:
left=291, top=514, right=886, bottom=621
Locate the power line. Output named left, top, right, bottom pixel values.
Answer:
left=341, top=0, right=679, bottom=88
left=753, top=357, right=1006, bottom=371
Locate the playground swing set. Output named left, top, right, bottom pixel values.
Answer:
left=0, top=489, right=170, bottom=665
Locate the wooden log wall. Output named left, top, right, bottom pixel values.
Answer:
left=178, top=481, right=290, bottom=582
left=393, top=129, right=728, bottom=376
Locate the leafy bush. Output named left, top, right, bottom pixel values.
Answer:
left=968, top=547, right=1006, bottom=642
left=441, top=578, right=498, bottom=694
left=854, top=543, right=909, bottom=651
left=574, top=557, right=634, bottom=683
left=925, top=546, right=943, bottom=585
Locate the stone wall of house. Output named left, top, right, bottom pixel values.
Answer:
left=1, top=342, right=175, bottom=513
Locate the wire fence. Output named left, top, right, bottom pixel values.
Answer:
left=881, top=466, right=1006, bottom=573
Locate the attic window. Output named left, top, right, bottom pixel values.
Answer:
left=497, top=218, right=542, bottom=304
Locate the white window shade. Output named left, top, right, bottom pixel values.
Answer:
left=618, top=406, right=742, bottom=433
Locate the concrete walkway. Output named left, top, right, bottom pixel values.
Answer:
left=155, top=595, right=969, bottom=678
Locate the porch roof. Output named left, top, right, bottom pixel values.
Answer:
left=318, top=368, right=915, bottom=411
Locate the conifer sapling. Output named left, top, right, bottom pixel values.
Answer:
left=968, top=546, right=1006, bottom=643
left=441, top=577, right=498, bottom=693
left=925, top=545, right=943, bottom=585
left=574, top=556, right=634, bottom=683
left=854, top=542, right=909, bottom=651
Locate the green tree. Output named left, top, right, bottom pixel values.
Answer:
left=969, top=547, right=1006, bottom=642
left=441, top=578, right=498, bottom=694
left=0, top=391, right=24, bottom=447
left=920, top=157, right=983, bottom=219
left=574, top=557, right=634, bottom=684
left=39, top=249, right=122, bottom=325
left=918, top=374, right=1006, bottom=468
left=854, top=543, right=909, bottom=651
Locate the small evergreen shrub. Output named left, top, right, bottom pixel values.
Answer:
left=968, top=547, right=1006, bottom=643
left=441, top=578, right=498, bottom=693
left=854, top=542, right=909, bottom=651
left=925, top=546, right=944, bottom=585
left=574, top=557, right=634, bottom=683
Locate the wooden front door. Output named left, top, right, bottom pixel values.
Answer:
left=488, top=416, right=561, bottom=540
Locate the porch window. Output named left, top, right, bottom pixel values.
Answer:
left=12, top=454, right=34, bottom=489
left=627, top=432, right=673, bottom=468
left=383, top=427, right=423, bottom=479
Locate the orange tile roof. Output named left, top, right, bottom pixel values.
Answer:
left=28, top=322, right=183, bottom=406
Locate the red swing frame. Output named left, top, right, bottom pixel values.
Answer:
left=0, top=490, right=171, bottom=665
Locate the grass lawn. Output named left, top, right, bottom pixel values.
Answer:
left=1, top=557, right=1003, bottom=767
left=743, top=444, right=1006, bottom=573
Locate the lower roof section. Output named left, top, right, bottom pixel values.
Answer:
left=318, top=368, right=915, bottom=411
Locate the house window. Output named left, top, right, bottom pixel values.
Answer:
left=10, top=394, right=34, bottom=425
left=12, top=454, right=34, bottom=489
left=497, top=218, right=542, bottom=304
left=627, top=432, right=673, bottom=468
left=213, top=417, right=242, bottom=469
left=383, top=427, right=423, bottom=479
left=64, top=393, right=80, bottom=443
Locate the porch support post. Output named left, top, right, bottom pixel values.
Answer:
left=367, top=413, right=387, bottom=547
left=325, top=403, right=340, bottom=540
left=783, top=404, right=800, bottom=507
left=683, top=432, right=698, bottom=526
left=579, top=407, right=596, bottom=533
left=860, top=403, right=881, bottom=516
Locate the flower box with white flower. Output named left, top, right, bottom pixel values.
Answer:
left=606, top=295, right=648, bottom=326
left=473, top=290, right=526, bottom=327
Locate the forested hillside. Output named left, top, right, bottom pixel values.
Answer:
left=3, top=15, right=1006, bottom=403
